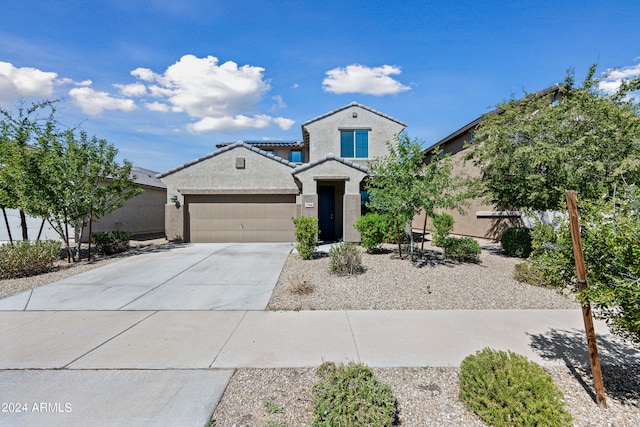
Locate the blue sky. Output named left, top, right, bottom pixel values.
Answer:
left=1, top=0, right=639, bottom=173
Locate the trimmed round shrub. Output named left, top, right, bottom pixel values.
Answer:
left=313, top=362, right=397, bottom=427
left=329, top=242, right=363, bottom=276
left=501, top=227, right=533, bottom=258
left=354, top=213, right=389, bottom=252
left=0, top=240, right=61, bottom=279
left=459, top=348, right=572, bottom=427
left=293, top=216, right=319, bottom=260
left=432, top=213, right=454, bottom=246
left=443, top=236, right=481, bottom=262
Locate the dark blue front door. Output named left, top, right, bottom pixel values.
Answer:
left=318, top=186, right=335, bottom=239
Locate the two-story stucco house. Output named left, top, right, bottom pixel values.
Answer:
left=158, top=102, right=407, bottom=243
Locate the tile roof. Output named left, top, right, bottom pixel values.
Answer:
left=291, top=153, right=369, bottom=174
left=215, top=140, right=304, bottom=148
left=301, top=102, right=407, bottom=127
left=156, top=142, right=297, bottom=178
left=131, top=165, right=166, bottom=189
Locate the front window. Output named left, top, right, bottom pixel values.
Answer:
left=340, top=130, right=368, bottom=158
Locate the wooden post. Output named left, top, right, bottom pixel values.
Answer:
left=88, top=206, right=93, bottom=262
left=566, top=190, right=607, bottom=408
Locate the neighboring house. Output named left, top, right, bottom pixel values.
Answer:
left=88, top=165, right=167, bottom=238
left=414, top=85, right=561, bottom=239
left=0, top=165, right=166, bottom=244
left=158, top=102, right=407, bottom=243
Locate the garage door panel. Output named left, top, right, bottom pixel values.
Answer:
left=186, top=195, right=297, bottom=243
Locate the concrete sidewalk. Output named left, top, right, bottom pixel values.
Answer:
left=2, top=309, right=639, bottom=426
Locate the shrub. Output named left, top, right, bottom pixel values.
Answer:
left=0, top=240, right=60, bottom=279
left=292, top=216, right=319, bottom=260
left=459, top=348, right=572, bottom=427
left=329, top=242, right=363, bottom=276
left=501, top=227, right=533, bottom=258
left=288, top=273, right=314, bottom=295
left=92, top=231, right=131, bottom=255
left=312, top=362, right=397, bottom=427
left=443, top=236, right=481, bottom=262
left=514, top=262, right=550, bottom=287
left=432, top=212, right=454, bottom=246
left=354, top=213, right=389, bottom=252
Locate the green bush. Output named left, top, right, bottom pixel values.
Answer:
left=92, top=231, right=131, bottom=255
left=0, top=240, right=60, bottom=279
left=329, top=242, right=363, bottom=276
left=514, top=262, right=550, bottom=287
left=459, top=348, right=572, bottom=427
left=432, top=212, right=454, bottom=246
left=312, top=362, right=397, bottom=427
left=443, top=236, right=481, bottom=262
left=293, top=216, right=319, bottom=260
left=501, top=227, right=533, bottom=258
left=354, top=213, right=389, bottom=252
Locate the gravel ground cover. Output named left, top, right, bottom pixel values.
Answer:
left=214, top=239, right=639, bottom=426
left=268, top=240, right=580, bottom=311
left=212, top=365, right=640, bottom=426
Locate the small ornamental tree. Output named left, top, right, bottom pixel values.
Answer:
left=530, top=184, right=640, bottom=345
left=27, top=129, right=140, bottom=261
left=467, top=65, right=640, bottom=211
left=366, top=134, right=470, bottom=259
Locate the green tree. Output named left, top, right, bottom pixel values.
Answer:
left=366, top=134, right=424, bottom=258
left=366, top=133, right=468, bottom=259
left=27, top=129, right=140, bottom=261
left=0, top=100, right=57, bottom=241
left=467, top=65, right=640, bottom=211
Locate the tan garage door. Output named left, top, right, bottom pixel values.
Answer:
left=186, top=194, right=297, bottom=243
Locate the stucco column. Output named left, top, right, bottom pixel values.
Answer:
left=165, top=203, right=184, bottom=242
left=343, top=194, right=361, bottom=242
left=300, top=194, right=319, bottom=220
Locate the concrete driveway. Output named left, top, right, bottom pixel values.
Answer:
left=0, top=243, right=293, bottom=311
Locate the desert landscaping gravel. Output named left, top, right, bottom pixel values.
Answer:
left=2, top=238, right=639, bottom=425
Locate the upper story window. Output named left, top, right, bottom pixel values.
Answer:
left=288, top=150, right=304, bottom=163
left=340, top=130, right=369, bottom=158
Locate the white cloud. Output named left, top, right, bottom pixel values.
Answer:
left=69, top=86, right=137, bottom=116
left=188, top=114, right=295, bottom=133
left=128, top=54, right=294, bottom=132
left=0, top=61, right=58, bottom=104
left=323, top=64, right=411, bottom=96
left=145, top=101, right=170, bottom=112
left=599, top=63, right=640, bottom=97
left=115, top=82, right=147, bottom=97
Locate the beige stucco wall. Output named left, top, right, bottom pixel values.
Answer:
left=304, top=105, right=405, bottom=166
left=295, top=159, right=367, bottom=242
left=89, top=185, right=166, bottom=238
left=415, top=130, right=523, bottom=240
left=294, top=160, right=367, bottom=196
left=160, top=146, right=299, bottom=241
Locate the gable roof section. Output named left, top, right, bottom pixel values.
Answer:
left=291, top=153, right=369, bottom=175
left=156, top=141, right=297, bottom=178
left=301, top=102, right=407, bottom=128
